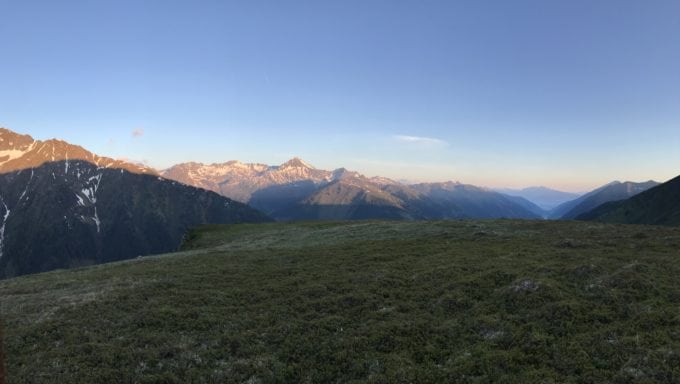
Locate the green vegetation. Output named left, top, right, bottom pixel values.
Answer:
left=1, top=220, right=680, bottom=383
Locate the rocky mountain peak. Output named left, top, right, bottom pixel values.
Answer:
left=0, top=127, right=156, bottom=175
left=280, top=157, right=314, bottom=169
left=0, top=127, right=35, bottom=150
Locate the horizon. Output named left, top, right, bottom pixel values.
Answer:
left=1, top=1, right=679, bottom=192
left=0, top=124, right=671, bottom=194
left=1, top=124, right=668, bottom=194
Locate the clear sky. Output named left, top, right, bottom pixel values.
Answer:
left=1, top=0, right=679, bottom=192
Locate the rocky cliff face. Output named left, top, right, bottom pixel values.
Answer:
left=0, top=128, right=156, bottom=175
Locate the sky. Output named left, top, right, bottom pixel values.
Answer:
left=1, top=0, right=679, bottom=192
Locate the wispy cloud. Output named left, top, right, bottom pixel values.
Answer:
left=131, top=128, right=144, bottom=138
left=393, top=135, right=448, bottom=147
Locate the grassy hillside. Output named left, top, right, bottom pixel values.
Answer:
left=1, top=220, right=680, bottom=383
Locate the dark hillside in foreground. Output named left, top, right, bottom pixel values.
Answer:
left=550, top=180, right=659, bottom=219
left=579, top=174, right=680, bottom=226
left=0, top=127, right=270, bottom=278
left=0, top=160, right=269, bottom=278
left=2, top=220, right=680, bottom=383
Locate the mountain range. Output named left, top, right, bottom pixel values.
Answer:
left=0, top=128, right=268, bottom=278
left=162, top=159, right=663, bottom=223
left=162, top=159, right=544, bottom=221
left=0, top=126, right=675, bottom=278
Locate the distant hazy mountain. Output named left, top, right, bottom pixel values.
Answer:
left=495, top=186, right=581, bottom=211
left=578, top=175, right=680, bottom=226
left=0, top=128, right=269, bottom=278
left=549, top=181, right=659, bottom=220
left=409, top=182, right=541, bottom=219
left=501, top=194, right=549, bottom=218
left=164, top=159, right=542, bottom=221
left=273, top=177, right=415, bottom=221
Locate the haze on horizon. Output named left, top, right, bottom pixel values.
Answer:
left=1, top=0, right=679, bottom=193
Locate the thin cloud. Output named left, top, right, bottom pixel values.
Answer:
left=393, top=135, right=448, bottom=147
left=131, top=128, right=144, bottom=138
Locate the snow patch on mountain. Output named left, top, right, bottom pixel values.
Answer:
left=0, top=142, right=36, bottom=166
left=0, top=128, right=156, bottom=175
left=0, top=195, right=10, bottom=259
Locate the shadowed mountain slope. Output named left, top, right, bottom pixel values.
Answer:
left=410, top=182, right=541, bottom=219
left=549, top=181, right=659, bottom=219
left=578, top=175, right=680, bottom=226
left=0, top=128, right=269, bottom=278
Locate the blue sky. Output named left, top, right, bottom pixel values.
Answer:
left=1, top=0, right=679, bottom=191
